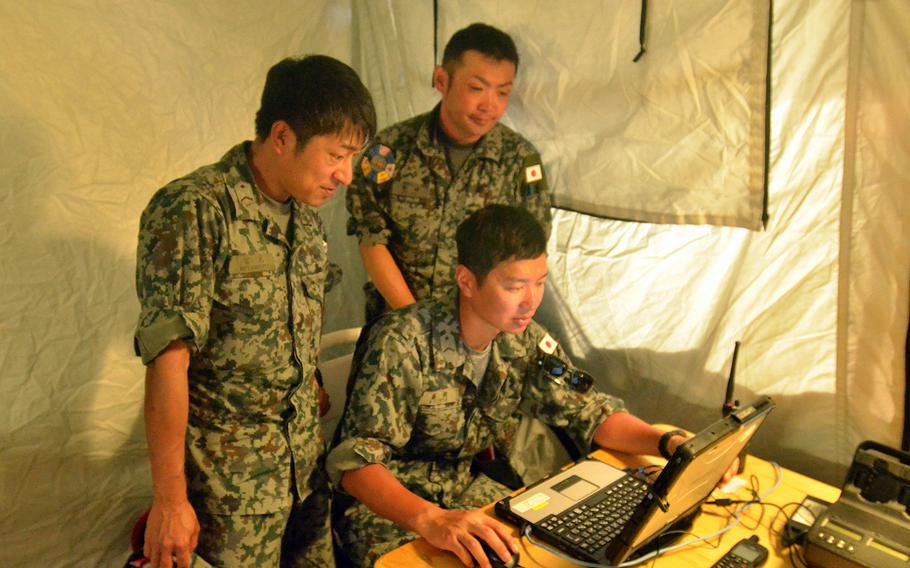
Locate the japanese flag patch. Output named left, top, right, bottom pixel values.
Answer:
left=360, top=144, right=396, bottom=184
left=525, top=163, right=543, bottom=184
left=538, top=333, right=558, bottom=354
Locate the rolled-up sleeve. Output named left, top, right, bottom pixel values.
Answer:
left=326, top=326, right=421, bottom=485
left=134, top=185, right=222, bottom=365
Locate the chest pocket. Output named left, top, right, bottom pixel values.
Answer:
left=294, top=270, right=325, bottom=358
left=416, top=388, right=463, bottom=443
left=482, top=394, right=522, bottom=423
left=208, top=252, right=286, bottom=369
left=217, top=252, right=283, bottom=316
left=390, top=185, right=435, bottom=236
left=298, top=271, right=325, bottom=303
left=390, top=158, right=436, bottom=214
left=217, top=214, right=284, bottom=318
left=289, top=233, right=327, bottom=360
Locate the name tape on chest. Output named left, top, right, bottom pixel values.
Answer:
left=419, top=387, right=460, bottom=406
left=361, top=144, right=396, bottom=184
left=228, top=253, right=280, bottom=275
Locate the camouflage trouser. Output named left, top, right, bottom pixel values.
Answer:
left=194, top=474, right=334, bottom=568
left=336, top=473, right=510, bottom=568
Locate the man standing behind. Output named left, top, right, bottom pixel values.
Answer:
left=134, top=56, right=375, bottom=568
left=347, top=23, right=552, bottom=323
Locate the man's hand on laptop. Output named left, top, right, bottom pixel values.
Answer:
left=413, top=506, right=518, bottom=568
left=663, top=432, right=687, bottom=458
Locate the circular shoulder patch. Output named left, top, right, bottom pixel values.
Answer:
left=360, top=144, right=396, bottom=184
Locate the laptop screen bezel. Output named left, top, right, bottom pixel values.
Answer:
left=606, top=396, right=775, bottom=563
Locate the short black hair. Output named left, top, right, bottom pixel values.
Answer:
left=457, top=204, right=546, bottom=284
left=254, top=55, right=376, bottom=150
left=442, top=23, right=519, bottom=74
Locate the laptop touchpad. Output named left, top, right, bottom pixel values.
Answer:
left=552, top=475, right=599, bottom=501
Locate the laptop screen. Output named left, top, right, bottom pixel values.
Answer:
left=495, top=396, right=775, bottom=564
left=624, top=401, right=772, bottom=552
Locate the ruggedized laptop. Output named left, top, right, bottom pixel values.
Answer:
left=494, top=396, right=775, bottom=565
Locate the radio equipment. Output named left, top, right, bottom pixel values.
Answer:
left=721, top=341, right=747, bottom=473
left=805, top=441, right=910, bottom=568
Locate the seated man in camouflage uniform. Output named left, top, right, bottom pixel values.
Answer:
left=134, top=56, right=375, bottom=568
left=327, top=205, right=692, bottom=568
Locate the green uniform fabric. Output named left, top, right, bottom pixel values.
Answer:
left=326, top=298, right=625, bottom=566
left=334, top=472, right=508, bottom=567
left=193, top=468, right=332, bottom=567
left=134, top=142, right=334, bottom=565
left=346, top=105, right=552, bottom=315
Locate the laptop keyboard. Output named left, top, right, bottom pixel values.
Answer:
left=538, top=475, right=649, bottom=555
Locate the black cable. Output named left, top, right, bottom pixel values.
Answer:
left=522, top=468, right=807, bottom=567
left=702, top=477, right=809, bottom=568
left=705, top=498, right=809, bottom=568
left=431, top=0, right=438, bottom=87
left=765, top=501, right=811, bottom=568
left=633, top=0, right=649, bottom=62
left=651, top=527, right=722, bottom=562
left=742, top=476, right=766, bottom=530
left=623, top=464, right=663, bottom=484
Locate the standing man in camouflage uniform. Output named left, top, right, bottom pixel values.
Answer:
left=134, top=55, right=376, bottom=568
left=327, top=205, right=692, bottom=568
left=347, top=23, right=552, bottom=323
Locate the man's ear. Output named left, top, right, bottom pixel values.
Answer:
left=268, top=121, right=296, bottom=156
left=455, top=264, right=476, bottom=298
left=432, top=65, right=449, bottom=96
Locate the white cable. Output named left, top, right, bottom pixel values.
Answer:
left=521, top=462, right=784, bottom=567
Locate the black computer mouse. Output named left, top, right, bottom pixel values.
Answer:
left=477, top=539, right=519, bottom=568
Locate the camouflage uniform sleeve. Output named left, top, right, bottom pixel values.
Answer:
left=325, top=323, right=421, bottom=486
left=522, top=342, right=626, bottom=453
left=519, top=152, right=553, bottom=238
left=345, top=142, right=392, bottom=248
left=134, top=184, right=223, bottom=365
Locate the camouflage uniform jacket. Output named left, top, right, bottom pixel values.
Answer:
left=326, top=298, right=625, bottom=508
left=135, top=142, right=329, bottom=515
left=346, top=105, right=552, bottom=305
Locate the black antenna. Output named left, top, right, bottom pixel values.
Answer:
left=722, top=341, right=748, bottom=473
left=722, top=341, right=741, bottom=417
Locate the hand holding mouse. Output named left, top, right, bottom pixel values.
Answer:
left=478, top=537, right=519, bottom=568
left=413, top=506, right=519, bottom=568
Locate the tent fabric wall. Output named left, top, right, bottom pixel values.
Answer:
left=841, top=0, right=909, bottom=466
left=0, top=2, right=355, bottom=566
left=1, top=1, right=907, bottom=567
left=418, top=0, right=908, bottom=483
left=468, top=0, right=772, bottom=229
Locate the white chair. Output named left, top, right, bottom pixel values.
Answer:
left=318, top=327, right=362, bottom=443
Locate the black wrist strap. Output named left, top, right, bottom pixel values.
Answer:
left=658, top=429, right=685, bottom=459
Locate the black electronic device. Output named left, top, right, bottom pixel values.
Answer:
left=721, top=341, right=748, bottom=473
left=494, top=396, right=774, bottom=566
left=805, top=441, right=910, bottom=568
left=477, top=539, right=519, bottom=568
left=783, top=495, right=831, bottom=545
left=721, top=341, right=742, bottom=417
left=538, top=353, right=594, bottom=393
left=711, top=535, right=768, bottom=568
